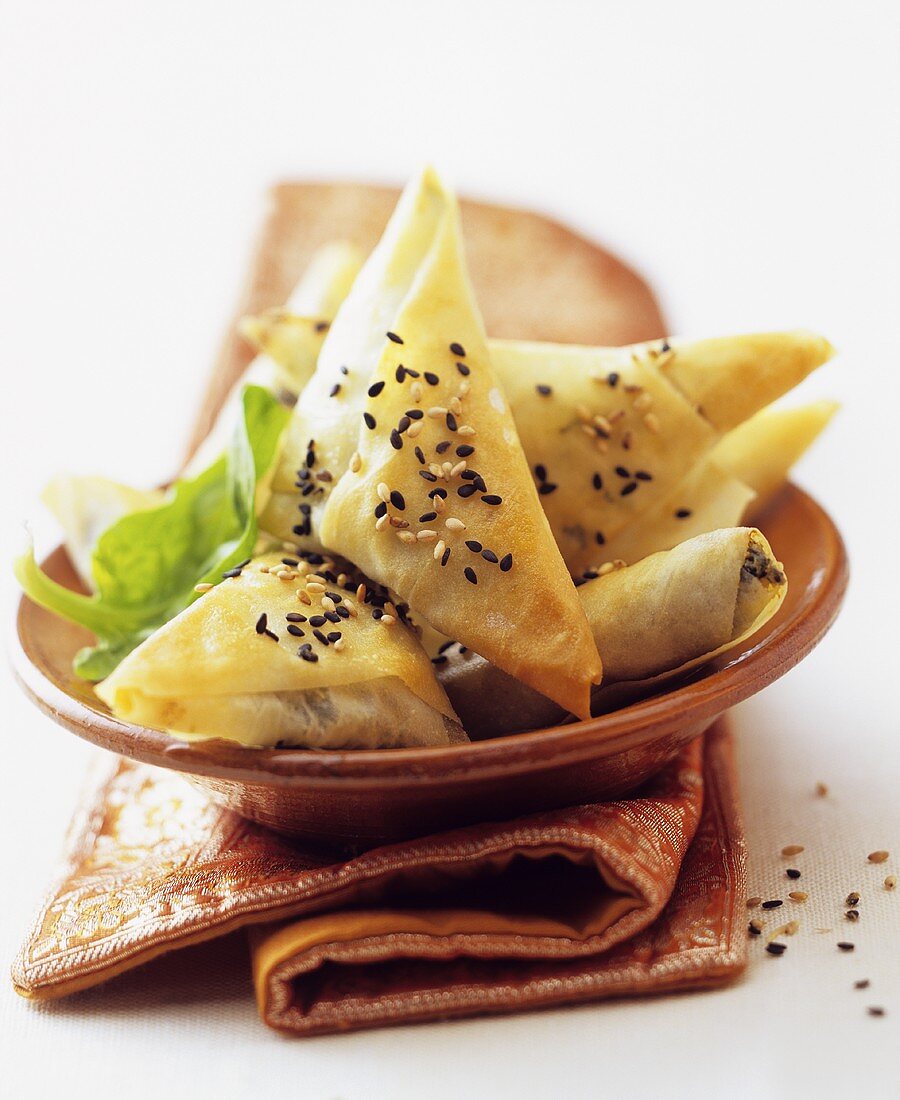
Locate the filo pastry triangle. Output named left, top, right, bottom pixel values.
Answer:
left=311, top=169, right=601, bottom=717
left=96, top=550, right=464, bottom=749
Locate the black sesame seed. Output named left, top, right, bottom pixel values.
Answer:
left=387, top=331, right=403, bottom=344
left=607, top=372, right=620, bottom=387
left=405, top=368, right=420, bottom=378
left=324, top=611, right=341, bottom=624
left=372, top=608, right=384, bottom=620
left=287, top=624, right=305, bottom=637
left=281, top=557, right=299, bottom=566
left=456, top=362, right=470, bottom=376
left=222, top=567, right=244, bottom=579
left=867, top=1007, right=886, bottom=1017
left=855, top=979, right=871, bottom=989
left=306, top=449, right=316, bottom=468
left=449, top=342, right=466, bottom=356
left=536, top=384, right=552, bottom=396
left=761, top=900, right=783, bottom=910
left=313, top=629, right=329, bottom=646
left=299, top=503, right=311, bottom=515
left=364, top=412, right=376, bottom=430
left=329, top=384, right=341, bottom=397
left=615, top=465, right=630, bottom=478
left=263, top=629, right=279, bottom=642
left=441, top=547, right=451, bottom=566
left=390, top=429, right=403, bottom=450
left=390, top=490, right=406, bottom=511
left=298, top=645, right=318, bottom=663
left=315, top=321, right=329, bottom=333
left=336, top=606, right=350, bottom=619
left=465, top=540, right=482, bottom=552
left=595, top=531, right=606, bottom=545
left=292, top=524, right=309, bottom=537
left=499, top=553, right=513, bottom=572
left=592, top=472, right=603, bottom=490
left=660, top=339, right=671, bottom=352
left=419, top=469, right=438, bottom=483
left=635, top=470, right=653, bottom=481
left=583, top=570, right=599, bottom=580
left=482, top=549, right=499, bottom=564
left=456, top=444, right=475, bottom=458
left=621, top=481, right=638, bottom=496
left=309, top=615, right=327, bottom=627
left=458, top=484, right=478, bottom=498
left=374, top=501, right=388, bottom=518
left=538, top=483, right=557, bottom=496
left=414, top=446, right=426, bottom=465
left=429, top=487, right=448, bottom=499
left=325, top=591, right=342, bottom=603
left=535, top=464, right=547, bottom=482
left=405, top=408, right=424, bottom=420
left=436, top=441, right=452, bottom=454
left=460, top=469, right=477, bottom=480
left=675, top=508, right=693, bottom=519
left=431, top=655, right=447, bottom=665
left=838, top=942, right=856, bottom=951
left=424, top=372, right=440, bottom=386
left=748, top=922, right=762, bottom=936
left=766, top=943, right=787, bottom=956
left=464, top=566, right=478, bottom=585
left=481, top=494, right=502, bottom=505
left=419, top=511, right=437, bottom=523
left=285, top=613, right=307, bottom=623
left=339, top=365, right=349, bottom=375
left=786, top=868, right=801, bottom=880
left=368, top=381, right=385, bottom=398
left=397, top=415, right=411, bottom=433
left=301, top=484, right=315, bottom=496
left=446, top=412, right=458, bottom=432
left=395, top=365, right=406, bottom=383
left=327, top=631, right=342, bottom=643
left=255, top=613, right=268, bottom=634
left=472, top=475, right=487, bottom=492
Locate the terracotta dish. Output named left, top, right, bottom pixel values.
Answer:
left=11, top=185, right=846, bottom=845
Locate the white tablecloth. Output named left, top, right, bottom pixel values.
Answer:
left=1, top=2, right=898, bottom=1096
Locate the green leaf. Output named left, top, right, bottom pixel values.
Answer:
left=15, top=385, right=290, bottom=680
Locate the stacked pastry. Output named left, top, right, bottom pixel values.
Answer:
left=18, top=169, right=836, bottom=747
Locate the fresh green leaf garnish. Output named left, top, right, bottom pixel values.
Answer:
left=15, top=385, right=290, bottom=680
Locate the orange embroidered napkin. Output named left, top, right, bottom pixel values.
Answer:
left=12, top=721, right=746, bottom=1034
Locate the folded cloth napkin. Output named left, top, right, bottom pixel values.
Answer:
left=12, top=721, right=745, bottom=1035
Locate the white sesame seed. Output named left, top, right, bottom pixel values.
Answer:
left=375, top=514, right=390, bottom=531
left=194, top=582, right=214, bottom=593
left=580, top=424, right=595, bottom=438
left=397, top=531, right=416, bottom=544
left=427, top=406, right=448, bottom=419
left=390, top=517, right=410, bottom=529
left=377, top=482, right=390, bottom=502
left=643, top=412, right=660, bottom=433
left=297, top=590, right=312, bottom=605
left=442, top=461, right=453, bottom=477
left=456, top=425, right=476, bottom=436
left=598, top=562, right=616, bottom=576
left=449, top=397, right=462, bottom=416
left=333, top=638, right=346, bottom=652
left=306, top=582, right=326, bottom=593
left=445, top=517, right=466, bottom=531
left=417, top=530, right=438, bottom=541
left=458, top=381, right=470, bottom=397
left=350, top=452, right=362, bottom=473
left=410, top=381, right=423, bottom=403
left=408, top=421, right=423, bottom=438
left=593, top=414, right=612, bottom=433
left=433, top=539, right=446, bottom=561
left=307, top=574, right=327, bottom=584
left=321, top=596, right=336, bottom=611
left=633, top=392, right=654, bottom=412
left=258, top=565, right=270, bottom=573
left=433, top=495, right=446, bottom=513
left=450, top=460, right=467, bottom=477
left=356, top=583, right=367, bottom=601
left=379, top=614, right=396, bottom=626
left=577, top=404, right=592, bottom=423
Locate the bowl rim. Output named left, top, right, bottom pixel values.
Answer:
left=11, top=483, right=848, bottom=789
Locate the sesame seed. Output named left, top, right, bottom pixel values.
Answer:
left=788, top=891, right=808, bottom=902
left=419, top=511, right=437, bottom=523
left=499, top=553, right=513, bottom=572
left=846, top=892, right=860, bottom=907
left=445, top=517, right=466, bottom=531
left=846, top=909, right=860, bottom=921
left=607, top=372, right=620, bottom=387
left=364, top=412, right=376, bottom=430
left=313, top=629, right=329, bottom=645
left=838, top=942, right=855, bottom=951
left=815, top=782, right=829, bottom=797
left=298, top=645, right=318, bottom=663
left=536, top=384, right=552, bottom=396
left=446, top=411, right=458, bottom=431
left=194, top=582, right=214, bottom=593
left=427, top=406, right=447, bottom=419
left=417, top=530, right=438, bottom=542
left=538, top=483, right=557, bottom=496
left=326, top=631, right=342, bottom=643
left=379, top=614, right=396, bottom=626
left=482, top=549, right=499, bottom=564
left=746, top=897, right=763, bottom=908
left=644, top=412, right=661, bottom=433
left=675, top=508, right=693, bottom=519
left=782, top=845, right=805, bottom=857
left=855, top=979, right=870, bottom=989
left=450, top=460, right=467, bottom=477
left=748, top=920, right=763, bottom=936
left=410, top=381, right=423, bottom=402
left=450, top=342, right=466, bottom=356
left=481, top=494, right=502, bottom=505
left=350, top=452, right=362, bottom=473
left=464, top=567, right=478, bottom=585
left=633, top=392, right=654, bottom=412
left=761, top=900, right=783, bottom=909
left=329, top=384, right=341, bottom=397
left=339, top=365, right=349, bottom=375
left=885, top=875, right=897, bottom=890
left=386, top=331, right=403, bottom=344
left=424, top=372, right=440, bottom=386
left=456, top=362, right=470, bottom=376
left=433, top=539, right=446, bottom=561
left=457, top=425, right=476, bottom=436
left=868, top=850, right=890, bottom=863
left=867, top=1007, right=886, bottom=1017
left=766, top=943, right=787, bottom=956
left=287, top=624, right=305, bottom=637
left=255, top=613, right=268, bottom=634
left=397, top=415, right=411, bottom=433
left=441, top=547, right=451, bottom=566
left=592, top=473, right=603, bottom=490
left=635, top=470, right=653, bottom=481
left=419, top=469, right=437, bottom=483
left=390, top=429, right=403, bottom=450
left=397, top=531, right=416, bottom=544
left=449, top=396, right=463, bottom=416
left=429, top=486, right=448, bottom=499
left=390, top=490, right=406, bottom=510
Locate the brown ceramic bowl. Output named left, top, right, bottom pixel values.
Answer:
left=12, top=483, right=847, bottom=847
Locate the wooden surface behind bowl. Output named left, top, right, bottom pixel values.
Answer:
left=12, top=484, right=848, bottom=846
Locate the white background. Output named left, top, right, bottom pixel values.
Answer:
left=1, top=2, right=898, bottom=1097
